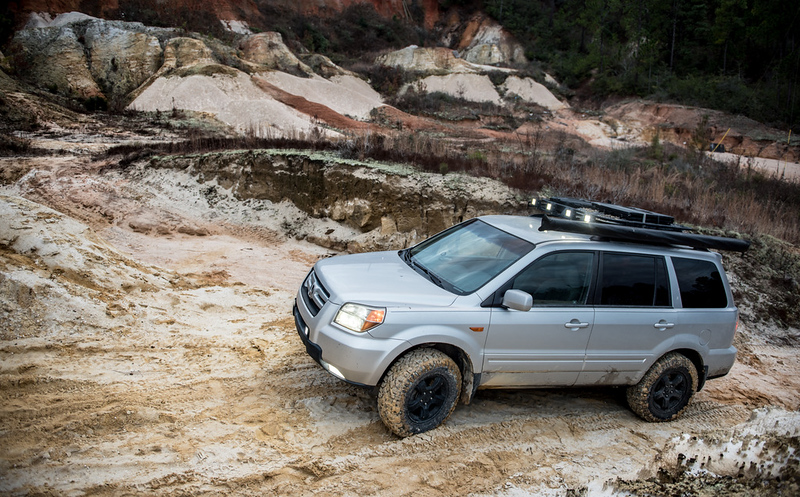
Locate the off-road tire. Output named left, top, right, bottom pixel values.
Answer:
left=377, top=348, right=462, bottom=437
left=627, top=352, right=698, bottom=422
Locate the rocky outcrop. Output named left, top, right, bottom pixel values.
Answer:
left=8, top=14, right=177, bottom=104
left=457, top=15, right=527, bottom=66
left=160, top=37, right=217, bottom=71
left=238, top=32, right=313, bottom=76
left=376, top=46, right=484, bottom=74
left=148, top=150, right=525, bottom=251
left=605, top=101, right=800, bottom=162
left=384, top=47, right=564, bottom=109
left=300, top=53, right=356, bottom=79
left=9, top=23, right=103, bottom=99
left=83, top=22, right=163, bottom=102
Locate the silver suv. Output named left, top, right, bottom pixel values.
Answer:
left=294, top=199, right=748, bottom=437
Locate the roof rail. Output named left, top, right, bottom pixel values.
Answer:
left=531, top=197, right=750, bottom=252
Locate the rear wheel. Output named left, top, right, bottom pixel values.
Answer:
left=627, top=352, right=698, bottom=422
left=377, top=348, right=462, bottom=437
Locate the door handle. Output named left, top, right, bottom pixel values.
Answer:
left=654, top=320, right=675, bottom=330
left=564, top=319, right=590, bottom=330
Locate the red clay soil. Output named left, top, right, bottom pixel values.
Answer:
left=605, top=101, right=799, bottom=162
left=249, top=76, right=500, bottom=140
left=11, top=0, right=440, bottom=28
left=251, top=75, right=374, bottom=132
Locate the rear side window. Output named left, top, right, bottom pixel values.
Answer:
left=599, top=253, right=670, bottom=306
left=672, top=258, right=728, bottom=308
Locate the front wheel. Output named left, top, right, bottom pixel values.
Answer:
left=627, top=352, right=698, bottom=422
left=377, top=348, right=462, bottom=437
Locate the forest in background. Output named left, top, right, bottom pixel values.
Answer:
left=1, top=0, right=798, bottom=131
left=475, top=0, right=799, bottom=130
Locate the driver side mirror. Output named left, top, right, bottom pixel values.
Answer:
left=502, top=289, right=533, bottom=312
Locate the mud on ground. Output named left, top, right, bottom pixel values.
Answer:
left=1, top=140, right=799, bottom=496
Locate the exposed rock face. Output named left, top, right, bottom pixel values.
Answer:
left=160, top=37, right=216, bottom=71
left=457, top=15, right=527, bottom=66
left=24, top=10, right=96, bottom=28
left=8, top=14, right=176, bottom=104
left=385, top=51, right=566, bottom=109
left=0, top=50, right=10, bottom=73
left=376, top=46, right=503, bottom=74
left=238, top=32, right=313, bottom=75
left=84, top=22, right=163, bottom=102
left=10, top=23, right=103, bottom=99
left=147, top=150, right=524, bottom=251
left=300, top=53, right=355, bottom=79
left=605, top=101, right=800, bottom=162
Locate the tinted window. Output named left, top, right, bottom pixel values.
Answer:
left=599, top=253, right=670, bottom=306
left=672, top=258, right=727, bottom=308
left=513, top=252, right=594, bottom=306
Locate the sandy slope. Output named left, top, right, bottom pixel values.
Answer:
left=129, top=72, right=321, bottom=137
left=0, top=144, right=798, bottom=496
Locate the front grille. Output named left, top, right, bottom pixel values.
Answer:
left=302, top=270, right=330, bottom=316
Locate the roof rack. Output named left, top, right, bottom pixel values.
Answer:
left=530, top=197, right=750, bottom=252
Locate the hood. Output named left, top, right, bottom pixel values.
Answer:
left=313, top=251, right=457, bottom=308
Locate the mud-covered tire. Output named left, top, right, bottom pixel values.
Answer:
left=377, top=348, right=462, bottom=437
left=627, top=352, right=698, bottom=422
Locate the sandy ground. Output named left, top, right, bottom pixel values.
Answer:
left=1, top=141, right=799, bottom=496
left=710, top=151, right=800, bottom=181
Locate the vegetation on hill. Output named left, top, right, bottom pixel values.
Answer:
left=4, top=0, right=795, bottom=131
left=475, top=0, right=799, bottom=131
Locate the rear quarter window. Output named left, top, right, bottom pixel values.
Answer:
left=672, top=257, right=728, bottom=308
left=599, top=253, right=670, bottom=306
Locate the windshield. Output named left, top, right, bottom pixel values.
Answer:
left=403, top=220, right=534, bottom=295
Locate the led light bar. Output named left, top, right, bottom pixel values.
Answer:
left=529, top=196, right=750, bottom=252
left=530, top=197, right=685, bottom=231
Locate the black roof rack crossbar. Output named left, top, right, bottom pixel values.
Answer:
left=592, top=214, right=687, bottom=232
left=540, top=215, right=751, bottom=252
left=530, top=196, right=750, bottom=252
left=591, top=202, right=674, bottom=226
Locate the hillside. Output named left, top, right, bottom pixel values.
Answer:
left=1, top=2, right=800, bottom=495
left=1, top=138, right=799, bottom=496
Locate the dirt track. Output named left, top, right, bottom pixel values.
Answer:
left=1, top=150, right=799, bottom=496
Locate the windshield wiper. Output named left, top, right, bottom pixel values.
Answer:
left=415, top=262, right=447, bottom=289
left=401, top=249, right=453, bottom=290
left=400, top=248, right=413, bottom=265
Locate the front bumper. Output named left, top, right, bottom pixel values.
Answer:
left=294, top=304, right=323, bottom=364
left=293, top=296, right=407, bottom=387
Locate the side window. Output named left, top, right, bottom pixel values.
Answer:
left=512, top=252, right=594, bottom=306
left=672, top=258, right=728, bottom=308
left=599, top=253, right=670, bottom=307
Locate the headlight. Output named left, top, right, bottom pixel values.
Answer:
left=334, top=303, right=385, bottom=333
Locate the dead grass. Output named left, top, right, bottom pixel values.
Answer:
left=102, top=125, right=800, bottom=247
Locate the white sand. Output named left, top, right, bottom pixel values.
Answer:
left=261, top=72, right=383, bottom=120
left=129, top=71, right=320, bottom=137
left=501, top=75, right=567, bottom=111
left=403, top=73, right=502, bottom=105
